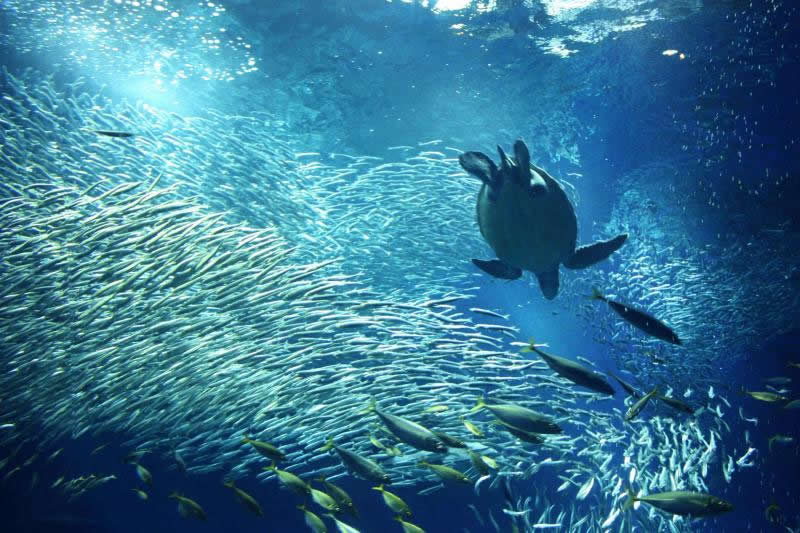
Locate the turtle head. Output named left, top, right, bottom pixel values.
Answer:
left=461, top=140, right=546, bottom=197
left=513, top=140, right=547, bottom=196
left=493, top=141, right=530, bottom=188
left=496, top=145, right=514, bottom=174
left=497, top=143, right=529, bottom=188
left=512, top=140, right=530, bottom=174
left=495, top=140, right=546, bottom=197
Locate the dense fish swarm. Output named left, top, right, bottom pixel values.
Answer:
left=574, top=163, right=800, bottom=388
left=0, top=68, right=771, bottom=532
left=2, top=1, right=258, bottom=87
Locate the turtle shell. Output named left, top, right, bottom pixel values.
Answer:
left=476, top=168, right=577, bottom=275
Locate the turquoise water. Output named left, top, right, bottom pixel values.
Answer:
left=0, top=1, right=798, bottom=532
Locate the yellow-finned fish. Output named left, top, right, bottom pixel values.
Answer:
left=297, top=504, right=327, bottom=533
left=223, top=480, right=263, bottom=516
left=471, top=397, right=562, bottom=434
left=310, top=486, right=339, bottom=512
left=623, top=488, right=733, bottom=516
left=372, top=484, right=411, bottom=517
left=242, top=434, right=286, bottom=462
left=263, top=463, right=310, bottom=495
left=325, top=513, right=362, bottom=533
left=624, top=388, right=659, bottom=421
left=460, top=416, right=484, bottom=438
left=134, top=463, right=152, bottom=486
left=394, top=516, right=426, bottom=533
left=743, top=390, right=788, bottom=402
left=590, top=289, right=681, bottom=345
left=418, top=461, right=471, bottom=484
left=316, top=476, right=357, bottom=517
left=169, top=492, right=207, bottom=520
left=320, top=437, right=390, bottom=484
left=367, top=399, right=447, bottom=452
left=522, top=339, right=615, bottom=395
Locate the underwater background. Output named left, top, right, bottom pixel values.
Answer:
left=0, top=0, right=798, bottom=532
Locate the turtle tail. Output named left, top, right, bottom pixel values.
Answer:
left=535, top=270, right=559, bottom=300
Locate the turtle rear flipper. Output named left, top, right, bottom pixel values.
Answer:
left=535, top=269, right=560, bottom=300
left=471, top=259, right=522, bottom=280
left=564, top=233, right=628, bottom=269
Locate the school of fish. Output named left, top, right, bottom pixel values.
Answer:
left=0, top=61, right=796, bottom=533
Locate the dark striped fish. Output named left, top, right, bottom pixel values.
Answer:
left=591, top=289, right=681, bottom=345
left=523, top=340, right=615, bottom=395
left=92, top=130, right=136, bottom=138
left=609, top=373, right=641, bottom=398
left=658, top=395, right=695, bottom=414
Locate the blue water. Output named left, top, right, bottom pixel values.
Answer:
left=1, top=0, right=799, bottom=532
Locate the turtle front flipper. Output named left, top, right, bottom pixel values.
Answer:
left=459, top=152, right=500, bottom=189
left=563, top=233, right=628, bottom=269
left=471, top=259, right=522, bottom=280
left=535, top=269, right=560, bottom=300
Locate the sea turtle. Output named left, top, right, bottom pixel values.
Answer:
left=459, top=139, right=628, bottom=299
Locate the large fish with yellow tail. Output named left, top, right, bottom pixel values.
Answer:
left=590, top=288, right=681, bottom=344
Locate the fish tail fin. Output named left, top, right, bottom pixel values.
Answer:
left=168, top=492, right=180, bottom=499
left=650, top=387, right=660, bottom=396
left=469, top=396, right=487, bottom=413
left=314, top=476, right=326, bottom=483
left=361, top=398, right=377, bottom=414
left=520, top=338, right=545, bottom=354
left=768, top=436, right=775, bottom=452
left=319, top=437, right=335, bottom=452
left=623, top=488, right=637, bottom=511
left=372, top=484, right=384, bottom=492
left=590, top=287, right=606, bottom=301
left=520, top=337, right=536, bottom=353
left=297, top=504, right=306, bottom=512
left=223, top=480, right=234, bottom=489
left=241, top=434, right=251, bottom=444
left=263, top=462, right=277, bottom=472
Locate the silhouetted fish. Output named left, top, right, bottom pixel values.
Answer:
left=658, top=395, right=695, bottom=414
left=609, top=373, right=641, bottom=398
left=624, top=489, right=733, bottom=516
left=93, top=130, right=135, bottom=138
left=523, top=340, right=615, bottom=395
left=591, top=289, right=681, bottom=345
